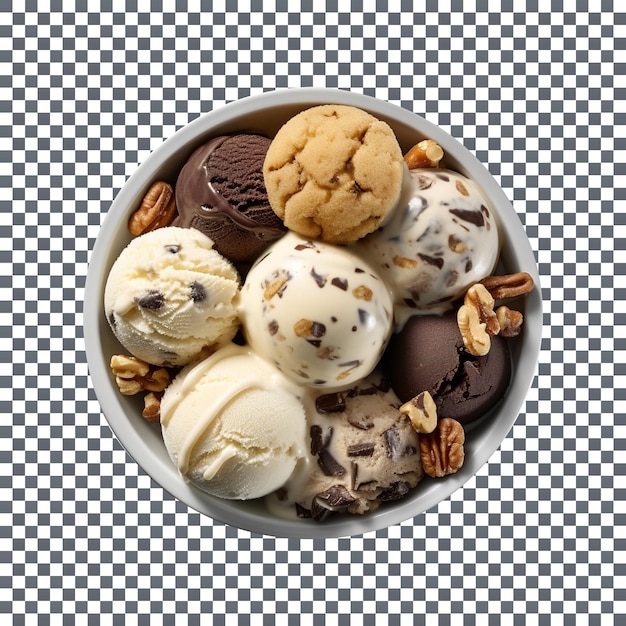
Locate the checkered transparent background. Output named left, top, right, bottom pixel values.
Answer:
left=3, top=2, right=624, bottom=623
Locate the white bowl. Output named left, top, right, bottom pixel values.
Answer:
left=84, top=88, right=542, bottom=538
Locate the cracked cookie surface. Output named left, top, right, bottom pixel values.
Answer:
left=262, top=104, right=405, bottom=244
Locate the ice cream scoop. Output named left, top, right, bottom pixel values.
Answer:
left=267, top=373, right=424, bottom=521
left=104, top=227, right=240, bottom=367
left=237, top=232, right=394, bottom=389
left=360, top=167, right=500, bottom=325
left=386, top=312, right=511, bottom=426
left=160, top=344, right=307, bottom=500
left=173, top=133, right=286, bottom=264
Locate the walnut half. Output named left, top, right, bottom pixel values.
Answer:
left=419, top=418, right=465, bottom=478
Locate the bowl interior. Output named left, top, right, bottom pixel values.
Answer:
left=84, top=88, right=542, bottom=539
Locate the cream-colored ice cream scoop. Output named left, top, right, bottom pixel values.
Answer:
left=360, top=168, right=500, bottom=326
left=161, top=343, right=307, bottom=500
left=237, top=232, right=394, bottom=389
left=104, top=227, right=240, bottom=366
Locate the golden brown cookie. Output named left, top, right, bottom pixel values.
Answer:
left=263, top=104, right=405, bottom=244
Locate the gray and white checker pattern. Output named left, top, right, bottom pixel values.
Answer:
left=3, top=2, right=624, bottom=623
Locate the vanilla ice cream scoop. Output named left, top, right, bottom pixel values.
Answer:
left=160, top=344, right=307, bottom=500
left=104, top=227, right=240, bottom=366
left=360, top=168, right=500, bottom=325
left=237, top=232, right=394, bottom=389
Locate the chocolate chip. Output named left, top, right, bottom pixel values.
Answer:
left=315, top=393, right=346, bottom=414
left=310, top=322, right=326, bottom=338
left=318, top=448, right=346, bottom=477
left=347, top=443, right=375, bottom=457
left=268, top=320, right=279, bottom=335
left=310, top=485, right=355, bottom=521
left=465, top=259, right=473, bottom=273
left=449, top=208, right=485, bottom=228
left=190, top=281, right=206, bottom=302
left=108, top=313, right=117, bottom=328
left=355, top=268, right=365, bottom=273
left=310, top=267, right=327, bottom=287
left=164, top=244, right=180, bottom=253
left=136, top=290, right=165, bottom=310
left=331, top=277, right=348, bottom=290
left=436, top=173, right=450, bottom=182
left=377, top=481, right=410, bottom=501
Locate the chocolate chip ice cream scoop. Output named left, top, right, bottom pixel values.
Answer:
left=173, top=133, right=286, bottom=264
left=387, top=312, right=511, bottom=426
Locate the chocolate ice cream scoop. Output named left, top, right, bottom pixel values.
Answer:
left=173, top=134, right=286, bottom=264
left=386, top=312, right=511, bottom=426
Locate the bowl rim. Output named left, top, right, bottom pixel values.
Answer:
left=84, top=87, right=542, bottom=539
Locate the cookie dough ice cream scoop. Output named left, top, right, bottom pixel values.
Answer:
left=360, top=167, right=500, bottom=324
left=104, top=227, right=240, bottom=367
left=237, top=232, right=394, bottom=389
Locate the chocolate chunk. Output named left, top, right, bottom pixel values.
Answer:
left=338, top=359, right=361, bottom=369
left=310, top=322, right=326, bottom=338
left=295, top=503, right=312, bottom=518
left=347, top=416, right=374, bottom=430
left=315, top=393, right=346, bottom=414
left=307, top=339, right=322, bottom=348
left=436, top=173, right=450, bottom=182
left=465, top=259, right=473, bottom=273
left=108, top=313, right=116, bottom=328
left=318, top=448, right=346, bottom=477
left=190, top=281, right=206, bottom=302
left=418, top=253, right=444, bottom=270
left=331, top=277, right=348, bottom=291
left=377, top=481, right=410, bottom=501
left=310, top=424, right=332, bottom=455
left=136, top=290, right=165, bottom=310
left=355, top=268, right=365, bottom=273
left=449, top=208, right=485, bottom=228
left=310, top=267, right=327, bottom=287
left=358, top=309, right=372, bottom=326
left=383, top=427, right=403, bottom=461
left=268, top=320, right=279, bottom=335
left=164, top=244, right=180, bottom=253
left=295, top=241, right=316, bottom=251
left=347, top=443, right=375, bottom=457
left=310, top=485, right=355, bottom=522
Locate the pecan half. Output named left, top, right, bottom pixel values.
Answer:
left=404, top=139, right=444, bottom=169
left=419, top=417, right=465, bottom=478
left=128, top=181, right=177, bottom=236
left=479, top=272, right=534, bottom=301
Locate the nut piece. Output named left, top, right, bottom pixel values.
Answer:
left=400, top=390, right=438, bottom=434
left=457, top=283, right=500, bottom=356
left=496, top=305, right=524, bottom=337
left=110, top=354, right=171, bottom=396
left=479, top=272, right=534, bottom=301
left=128, top=181, right=177, bottom=236
left=404, top=139, right=444, bottom=169
left=142, top=392, right=162, bottom=423
left=419, top=417, right=465, bottom=478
